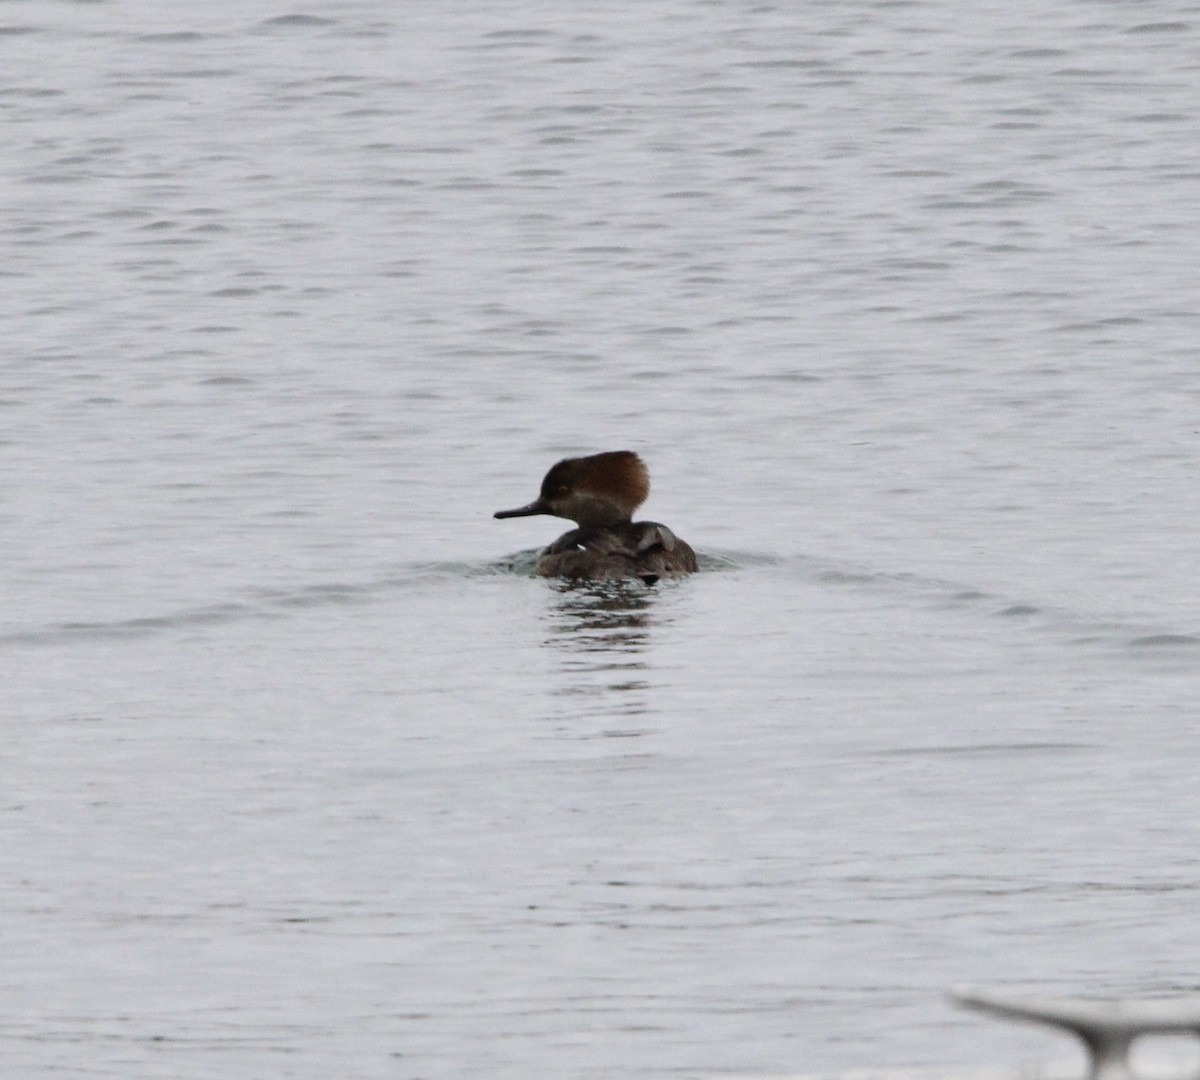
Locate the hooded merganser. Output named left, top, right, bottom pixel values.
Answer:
left=494, top=451, right=697, bottom=583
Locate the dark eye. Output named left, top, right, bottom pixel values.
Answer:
left=555, top=485, right=569, bottom=496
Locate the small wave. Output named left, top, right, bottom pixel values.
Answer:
left=0, top=577, right=410, bottom=649
left=776, top=553, right=1200, bottom=657
left=482, top=29, right=554, bottom=40
left=0, top=602, right=265, bottom=647
left=1124, top=21, right=1190, bottom=34
left=489, top=549, right=541, bottom=577
left=137, top=31, right=207, bottom=43
left=256, top=14, right=335, bottom=30
left=250, top=583, right=374, bottom=609
left=695, top=549, right=778, bottom=570
left=868, top=741, right=1093, bottom=759
left=1129, top=633, right=1200, bottom=649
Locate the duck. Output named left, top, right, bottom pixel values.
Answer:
left=494, top=451, right=697, bottom=583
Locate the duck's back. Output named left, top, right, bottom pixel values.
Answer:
left=536, top=521, right=697, bottom=583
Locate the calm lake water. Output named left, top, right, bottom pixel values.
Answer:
left=3, top=2, right=1200, bottom=1078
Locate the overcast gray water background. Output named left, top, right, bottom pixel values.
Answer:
left=4, top=2, right=1200, bottom=1078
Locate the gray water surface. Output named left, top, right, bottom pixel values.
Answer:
left=4, top=2, right=1200, bottom=1078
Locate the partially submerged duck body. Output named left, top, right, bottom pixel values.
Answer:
left=536, top=519, right=696, bottom=583
left=495, top=451, right=697, bottom=584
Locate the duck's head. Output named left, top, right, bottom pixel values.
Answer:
left=494, top=450, right=650, bottom=530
